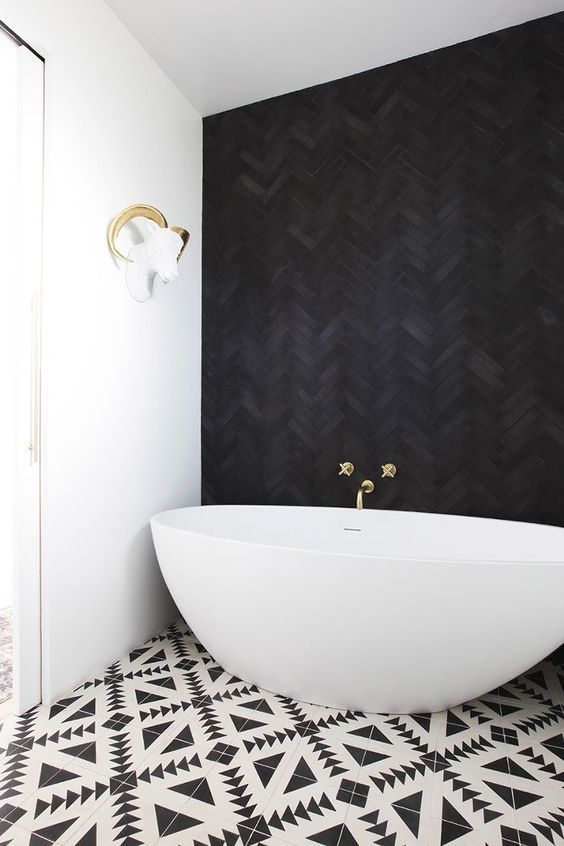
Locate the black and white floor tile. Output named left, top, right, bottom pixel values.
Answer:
left=0, top=620, right=562, bottom=845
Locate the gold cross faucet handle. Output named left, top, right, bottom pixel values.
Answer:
left=338, top=461, right=355, bottom=477
left=381, top=463, right=397, bottom=478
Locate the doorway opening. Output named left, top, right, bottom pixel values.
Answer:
left=0, top=20, right=44, bottom=718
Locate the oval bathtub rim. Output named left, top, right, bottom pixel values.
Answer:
left=150, top=505, right=564, bottom=567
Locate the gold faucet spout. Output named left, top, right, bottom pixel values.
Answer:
left=356, top=480, right=375, bottom=510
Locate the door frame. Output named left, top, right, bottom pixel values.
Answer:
left=1, top=18, right=45, bottom=715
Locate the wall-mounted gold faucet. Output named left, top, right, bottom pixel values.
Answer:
left=356, top=480, right=375, bottom=510
left=338, top=460, right=397, bottom=509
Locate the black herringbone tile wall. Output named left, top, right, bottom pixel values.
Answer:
left=202, top=13, right=564, bottom=524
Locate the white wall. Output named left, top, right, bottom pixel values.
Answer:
left=0, top=31, right=17, bottom=611
left=0, top=0, right=202, bottom=701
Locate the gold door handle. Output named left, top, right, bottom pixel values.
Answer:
left=29, top=291, right=41, bottom=465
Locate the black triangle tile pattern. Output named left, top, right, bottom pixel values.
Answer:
left=0, top=620, right=561, bottom=844
left=202, top=11, right=564, bottom=529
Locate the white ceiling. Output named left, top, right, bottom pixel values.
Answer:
left=106, top=0, right=564, bottom=116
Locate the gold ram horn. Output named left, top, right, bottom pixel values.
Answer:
left=107, top=204, right=190, bottom=263
left=171, top=226, right=190, bottom=260
left=107, top=204, right=168, bottom=263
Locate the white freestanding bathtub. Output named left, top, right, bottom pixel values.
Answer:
left=151, top=505, right=564, bottom=713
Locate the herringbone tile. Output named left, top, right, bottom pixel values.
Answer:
left=202, top=13, right=564, bottom=525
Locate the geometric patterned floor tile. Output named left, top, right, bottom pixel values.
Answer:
left=0, top=621, right=562, bottom=845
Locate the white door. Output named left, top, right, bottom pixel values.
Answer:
left=0, top=23, right=44, bottom=715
